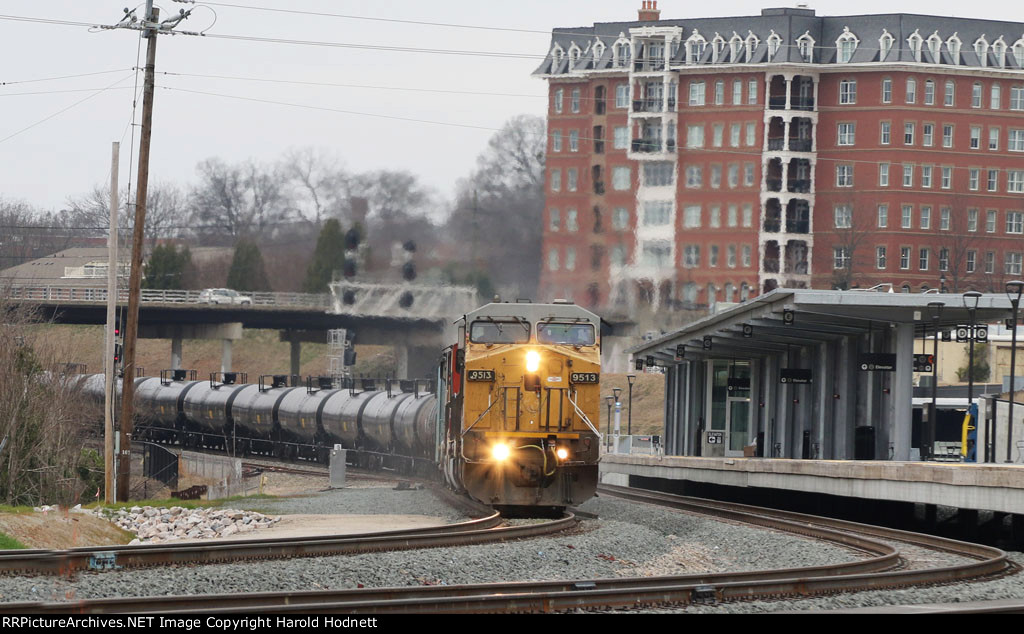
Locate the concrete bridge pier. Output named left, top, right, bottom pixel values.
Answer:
left=395, top=345, right=441, bottom=380
left=138, top=323, right=242, bottom=376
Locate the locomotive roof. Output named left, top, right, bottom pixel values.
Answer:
left=465, top=301, right=601, bottom=327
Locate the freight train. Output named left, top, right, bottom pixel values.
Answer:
left=78, top=300, right=603, bottom=512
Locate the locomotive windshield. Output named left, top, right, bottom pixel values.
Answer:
left=537, top=322, right=596, bottom=346
left=470, top=319, right=531, bottom=344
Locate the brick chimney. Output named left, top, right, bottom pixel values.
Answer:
left=638, top=0, right=661, bottom=21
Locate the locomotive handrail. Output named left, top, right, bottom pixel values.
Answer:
left=566, top=391, right=602, bottom=439
left=463, top=395, right=500, bottom=437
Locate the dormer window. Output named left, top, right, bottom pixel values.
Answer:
left=593, top=40, right=605, bottom=65
left=711, top=33, right=726, bottom=63
left=994, top=36, right=1008, bottom=67
left=975, top=35, right=989, bottom=67
left=551, top=44, right=565, bottom=71
left=767, top=30, right=782, bottom=61
left=879, top=29, right=894, bottom=61
left=946, top=33, right=961, bottom=65
left=836, top=27, right=858, bottom=63
left=686, top=30, right=707, bottom=65
left=797, top=31, right=815, bottom=63
left=568, top=44, right=581, bottom=70
left=927, top=31, right=942, bottom=62
left=908, top=30, right=924, bottom=62
left=614, top=38, right=631, bottom=68
left=1014, top=36, right=1024, bottom=68
left=745, top=31, right=759, bottom=61
left=729, top=32, right=743, bottom=62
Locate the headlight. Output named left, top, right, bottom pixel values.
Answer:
left=555, top=447, right=569, bottom=461
left=526, top=350, right=541, bottom=373
left=492, top=443, right=511, bottom=461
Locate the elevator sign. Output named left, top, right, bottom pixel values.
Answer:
left=859, top=353, right=897, bottom=372
left=913, top=354, right=935, bottom=373
left=780, top=369, right=812, bottom=384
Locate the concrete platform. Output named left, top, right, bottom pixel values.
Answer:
left=600, top=454, right=1024, bottom=515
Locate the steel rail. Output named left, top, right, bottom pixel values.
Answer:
left=0, top=507, right=576, bottom=577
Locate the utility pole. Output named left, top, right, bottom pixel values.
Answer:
left=117, top=2, right=158, bottom=502
left=104, top=142, right=119, bottom=504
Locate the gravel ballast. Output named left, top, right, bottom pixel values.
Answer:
left=0, top=488, right=1018, bottom=612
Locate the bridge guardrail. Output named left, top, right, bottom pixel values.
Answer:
left=5, top=286, right=331, bottom=310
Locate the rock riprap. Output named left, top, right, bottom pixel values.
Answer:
left=99, top=506, right=280, bottom=544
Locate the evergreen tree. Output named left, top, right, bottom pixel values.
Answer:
left=226, top=238, right=271, bottom=292
left=303, top=218, right=346, bottom=293
left=142, top=244, right=192, bottom=290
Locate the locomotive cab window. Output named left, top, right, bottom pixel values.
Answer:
left=537, top=322, right=596, bottom=346
left=470, top=319, right=530, bottom=344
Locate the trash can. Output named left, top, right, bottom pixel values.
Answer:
left=855, top=426, right=876, bottom=460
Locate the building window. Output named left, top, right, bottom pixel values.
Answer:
left=742, top=204, right=753, bottom=228
left=989, top=169, right=999, bottom=192
left=986, top=251, right=996, bottom=274
left=615, top=84, right=629, bottom=108
left=987, top=209, right=998, bottom=232
left=685, top=165, right=703, bottom=188
left=548, top=248, right=559, bottom=271
left=644, top=201, right=673, bottom=226
left=839, top=79, right=857, bottom=104
left=905, top=122, right=915, bottom=145
left=612, top=166, right=630, bottom=191
left=1010, top=170, right=1024, bottom=193
left=729, top=123, right=741, bottom=147
left=880, top=121, right=891, bottom=145
left=1007, top=211, right=1024, bottom=234
left=1010, top=129, right=1024, bottom=152
left=873, top=246, right=887, bottom=270
left=941, top=167, right=952, bottom=189
left=902, top=205, right=913, bottom=228
left=944, top=80, right=955, bottom=106
left=903, top=164, right=914, bottom=187
left=748, top=79, right=758, bottom=104
left=643, top=162, right=674, bottom=186
left=683, top=205, right=701, bottom=228
left=1012, top=86, right=1024, bottom=111
left=968, top=208, right=979, bottom=232
left=727, top=244, right=737, bottom=267
left=554, top=89, right=563, bottom=114
left=878, top=204, right=889, bottom=228
left=1007, top=253, right=1024, bottom=276
left=689, top=81, right=706, bottom=106
left=920, top=248, right=930, bottom=271
left=566, top=208, right=578, bottom=232
left=923, top=123, right=934, bottom=147
left=552, top=131, right=562, bottom=152
left=687, top=125, right=705, bottom=149
left=990, top=127, right=1000, bottom=150
left=906, top=78, right=917, bottom=104
left=834, top=205, right=852, bottom=228
left=943, top=124, right=954, bottom=148
left=643, top=241, right=672, bottom=268
left=837, top=28, right=859, bottom=63
left=683, top=245, right=701, bottom=268
left=941, top=207, right=951, bottom=230
left=939, top=248, right=949, bottom=272
left=924, top=80, right=935, bottom=105
left=712, top=124, right=724, bottom=147
left=992, top=84, right=1002, bottom=109
left=742, top=245, right=752, bottom=267
left=709, top=205, right=721, bottom=227
left=921, top=165, right=933, bottom=188
left=567, top=168, right=578, bottom=192
left=612, top=207, right=629, bottom=230
left=569, top=130, right=579, bottom=152
left=550, top=169, right=561, bottom=192
left=549, top=208, right=560, bottom=231
left=971, top=126, right=982, bottom=149
left=727, top=204, right=738, bottom=227
left=973, top=83, right=983, bottom=108
left=571, top=88, right=581, bottom=113
left=727, top=164, right=739, bottom=188
left=709, top=245, right=719, bottom=267
left=742, top=163, right=754, bottom=187
left=920, top=206, right=931, bottom=229
left=714, top=80, right=724, bottom=105
left=838, top=122, right=855, bottom=145
left=565, top=247, right=576, bottom=271
left=966, top=250, right=976, bottom=273
left=732, top=79, right=742, bottom=105
left=900, top=247, right=911, bottom=269
left=969, top=168, right=980, bottom=190
left=836, top=164, right=853, bottom=187
left=745, top=122, right=756, bottom=147
left=710, top=165, right=722, bottom=189
left=882, top=78, right=892, bottom=103
left=614, top=126, right=629, bottom=150
left=879, top=163, right=890, bottom=187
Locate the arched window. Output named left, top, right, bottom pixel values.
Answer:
left=592, top=40, right=605, bottom=65
left=908, top=29, right=924, bottom=62
left=740, top=282, right=750, bottom=301
left=1014, top=36, right=1024, bottom=68
left=614, top=36, right=631, bottom=68
left=707, top=284, right=717, bottom=311
left=836, top=27, right=858, bottom=63
left=994, top=36, right=1008, bottom=67
left=927, top=31, right=942, bottom=62
left=551, top=44, right=565, bottom=72
left=975, top=35, right=989, bottom=67
left=745, top=31, right=760, bottom=62
left=724, top=283, right=735, bottom=303
left=946, top=33, right=961, bottom=65
left=568, top=43, right=581, bottom=70
left=711, top=33, right=726, bottom=63
left=686, top=29, right=707, bottom=65
left=879, top=29, right=894, bottom=61
left=729, top=32, right=743, bottom=62
left=767, top=30, right=782, bottom=61
left=796, top=31, right=815, bottom=63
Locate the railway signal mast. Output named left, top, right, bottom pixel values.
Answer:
left=112, top=1, right=193, bottom=501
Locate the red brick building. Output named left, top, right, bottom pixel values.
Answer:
left=535, top=3, right=1024, bottom=314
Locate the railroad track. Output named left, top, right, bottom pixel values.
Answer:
left=2, top=485, right=1011, bottom=614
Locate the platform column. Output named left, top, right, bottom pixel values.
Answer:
left=221, top=339, right=232, bottom=374
left=891, top=322, right=914, bottom=461
left=814, top=341, right=831, bottom=459
left=290, top=338, right=301, bottom=381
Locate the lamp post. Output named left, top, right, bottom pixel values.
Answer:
left=605, top=395, right=614, bottom=452
left=940, top=274, right=947, bottom=294
left=626, top=374, right=636, bottom=436
left=927, top=301, right=945, bottom=461
left=963, top=291, right=982, bottom=460
left=1006, top=281, right=1024, bottom=463
left=612, top=387, right=622, bottom=453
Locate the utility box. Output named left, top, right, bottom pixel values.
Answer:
left=329, top=446, right=347, bottom=488
left=703, top=430, right=726, bottom=457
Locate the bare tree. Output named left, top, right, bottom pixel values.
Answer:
left=828, top=193, right=878, bottom=290
left=189, top=158, right=295, bottom=244
left=64, top=182, right=185, bottom=246
left=281, top=147, right=349, bottom=227
left=937, top=196, right=981, bottom=293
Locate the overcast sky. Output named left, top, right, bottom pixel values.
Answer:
left=2, top=0, right=1020, bottom=212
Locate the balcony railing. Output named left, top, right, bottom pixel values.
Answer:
left=763, top=258, right=780, bottom=273
left=768, top=96, right=787, bottom=110
left=787, top=179, right=812, bottom=194
left=789, top=139, right=813, bottom=152
left=631, top=138, right=662, bottom=153
left=768, top=138, right=785, bottom=151
left=632, top=99, right=664, bottom=113
left=766, top=177, right=783, bottom=192
left=763, top=219, right=782, bottom=233
left=634, top=60, right=665, bottom=72
left=792, top=98, right=815, bottom=111
left=785, top=220, right=810, bottom=234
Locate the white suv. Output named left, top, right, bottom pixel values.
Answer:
left=198, top=288, right=253, bottom=305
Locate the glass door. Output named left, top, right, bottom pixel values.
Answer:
left=727, top=397, right=751, bottom=455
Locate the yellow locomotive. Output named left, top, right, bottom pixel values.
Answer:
left=439, top=300, right=602, bottom=513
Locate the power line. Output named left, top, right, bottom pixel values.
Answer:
left=0, top=86, right=137, bottom=98
left=0, top=68, right=135, bottom=87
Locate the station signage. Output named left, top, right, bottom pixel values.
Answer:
left=956, top=325, right=989, bottom=343
left=705, top=431, right=724, bottom=445
left=859, top=353, right=897, bottom=372
left=913, top=354, right=935, bottom=373
left=727, top=378, right=751, bottom=392
left=780, top=369, right=812, bottom=384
